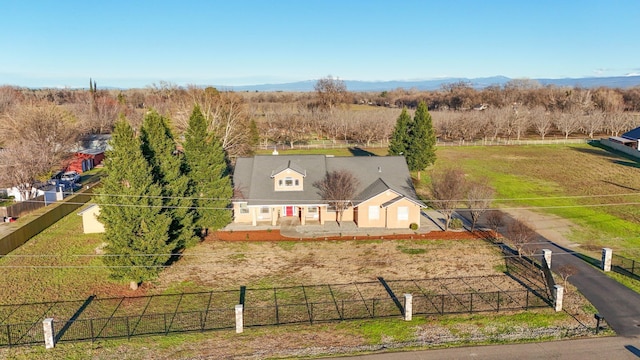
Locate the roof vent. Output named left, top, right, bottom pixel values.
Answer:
left=378, top=166, right=382, bottom=173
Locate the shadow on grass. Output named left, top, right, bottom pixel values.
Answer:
left=575, top=140, right=640, bottom=169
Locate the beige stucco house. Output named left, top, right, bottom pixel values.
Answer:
left=232, top=154, right=425, bottom=229
left=78, top=204, right=105, bottom=234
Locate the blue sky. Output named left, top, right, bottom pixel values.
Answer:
left=1, top=0, right=638, bottom=88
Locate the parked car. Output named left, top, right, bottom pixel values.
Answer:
left=61, top=171, right=80, bottom=183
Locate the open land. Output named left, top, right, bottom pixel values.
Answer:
left=1, top=143, right=637, bottom=358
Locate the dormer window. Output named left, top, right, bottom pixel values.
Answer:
left=279, top=177, right=299, bottom=187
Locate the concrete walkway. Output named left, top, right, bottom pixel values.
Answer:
left=224, top=211, right=448, bottom=238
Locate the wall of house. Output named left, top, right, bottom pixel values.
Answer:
left=273, top=170, right=304, bottom=191
left=385, top=199, right=422, bottom=229
left=232, top=202, right=253, bottom=223
left=356, top=190, right=400, bottom=228
left=81, top=206, right=105, bottom=234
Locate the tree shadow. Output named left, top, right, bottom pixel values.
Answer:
left=348, top=147, right=378, bottom=157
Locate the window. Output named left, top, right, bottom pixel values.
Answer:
left=295, top=179, right=299, bottom=186
left=307, top=207, right=317, bottom=213
left=260, top=207, right=270, bottom=214
left=284, top=177, right=294, bottom=186
left=239, top=203, right=249, bottom=214
left=278, top=179, right=283, bottom=186
left=369, top=205, right=379, bottom=220
left=397, top=206, right=409, bottom=221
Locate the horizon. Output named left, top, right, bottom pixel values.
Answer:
left=2, top=0, right=638, bottom=89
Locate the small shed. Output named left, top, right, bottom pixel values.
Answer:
left=78, top=204, right=105, bottom=234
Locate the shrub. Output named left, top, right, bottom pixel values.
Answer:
left=449, top=218, right=463, bottom=230
left=409, top=223, right=419, bottom=230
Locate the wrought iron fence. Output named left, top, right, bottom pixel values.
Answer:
left=0, top=273, right=552, bottom=348
left=612, top=254, right=639, bottom=279
left=0, top=322, right=44, bottom=347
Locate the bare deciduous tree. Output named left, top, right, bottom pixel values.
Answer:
left=529, top=106, right=553, bottom=139
left=314, top=170, right=359, bottom=225
left=0, top=104, right=80, bottom=199
left=466, top=179, right=495, bottom=232
left=314, top=75, right=348, bottom=111
left=485, top=210, right=504, bottom=236
left=506, top=218, right=537, bottom=257
left=430, top=167, right=467, bottom=230
left=556, top=264, right=578, bottom=289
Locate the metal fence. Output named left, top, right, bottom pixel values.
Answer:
left=612, top=254, right=639, bottom=279
left=0, top=273, right=553, bottom=348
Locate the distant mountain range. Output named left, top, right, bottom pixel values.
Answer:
left=223, top=75, right=640, bottom=92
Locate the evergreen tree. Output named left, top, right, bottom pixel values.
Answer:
left=140, top=110, right=196, bottom=249
left=97, top=120, right=173, bottom=289
left=183, top=105, right=233, bottom=234
left=406, top=101, right=437, bottom=175
left=388, top=107, right=411, bottom=156
left=248, top=118, right=260, bottom=154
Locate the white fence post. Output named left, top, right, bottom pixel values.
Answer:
left=235, top=304, right=244, bottom=333
left=43, top=318, right=55, bottom=349
left=602, top=248, right=612, bottom=272
left=553, top=285, right=564, bottom=312
left=403, top=294, right=413, bottom=321
left=542, top=249, right=552, bottom=268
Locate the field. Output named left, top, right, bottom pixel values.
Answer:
left=427, top=143, right=640, bottom=258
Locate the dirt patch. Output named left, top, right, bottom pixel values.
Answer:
left=154, top=233, right=504, bottom=292
left=500, top=208, right=578, bottom=248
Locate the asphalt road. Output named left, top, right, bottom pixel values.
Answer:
left=337, top=336, right=640, bottom=360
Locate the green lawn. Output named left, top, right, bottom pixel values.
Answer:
left=426, top=144, right=640, bottom=259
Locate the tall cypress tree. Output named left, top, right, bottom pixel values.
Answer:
left=388, top=107, right=411, bottom=156
left=140, top=110, right=196, bottom=249
left=406, top=101, right=437, bottom=176
left=97, top=119, right=173, bottom=289
left=183, top=105, right=233, bottom=234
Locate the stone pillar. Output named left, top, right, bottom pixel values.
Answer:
left=235, top=304, right=243, bottom=333
left=602, top=248, right=612, bottom=272
left=542, top=249, right=552, bottom=268
left=553, top=285, right=564, bottom=312
left=403, top=294, right=413, bottom=321
left=43, top=318, right=55, bottom=349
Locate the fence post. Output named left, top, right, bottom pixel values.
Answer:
left=602, top=248, right=612, bottom=272
left=403, top=294, right=412, bottom=321
left=43, top=318, right=55, bottom=349
left=553, top=285, right=564, bottom=312
left=542, top=249, right=552, bottom=268
left=6, top=324, right=11, bottom=347
left=235, top=304, right=243, bottom=334
left=90, top=318, right=94, bottom=342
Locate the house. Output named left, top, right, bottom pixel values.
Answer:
left=603, top=125, right=640, bottom=159
left=66, top=148, right=105, bottom=174
left=77, top=204, right=105, bottom=234
left=232, top=155, right=425, bottom=229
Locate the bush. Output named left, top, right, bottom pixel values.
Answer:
left=449, top=218, right=463, bottom=230
left=409, top=223, right=419, bottom=230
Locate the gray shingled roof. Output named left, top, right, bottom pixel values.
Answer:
left=232, top=154, right=425, bottom=207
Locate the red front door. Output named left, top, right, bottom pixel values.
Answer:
left=285, top=206, right=294, bottom=217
